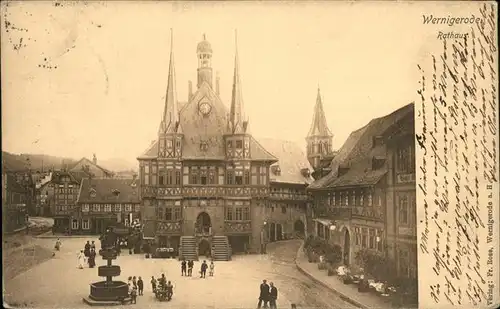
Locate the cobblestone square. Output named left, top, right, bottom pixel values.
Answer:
left=4, top=237, right=293, bottom=309
left=4, top=238, right=360, bottom=309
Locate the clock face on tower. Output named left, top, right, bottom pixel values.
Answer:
left=199, top=102, right=212, bottom=116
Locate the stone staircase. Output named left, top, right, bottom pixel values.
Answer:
left=212, top=235, right=231, bottom=261
left=179, top=236, right=198, bottom=261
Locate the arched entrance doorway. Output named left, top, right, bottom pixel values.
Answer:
left=343, top=228, right=350, bottom=266
left=270, top=223, right=276, bottom=242
left=198, top=239, right=211, bottom=257
left=276, top=224, right=283, bottom=241
left=294, top=220, right=305, bottom=237
left=196, top=212, right=211, bottom=235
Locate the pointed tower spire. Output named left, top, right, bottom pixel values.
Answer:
left=159, top=29, right=182, bottom=135
left=228, top=29, right=248, bottom=134
left=307, top=87, right=332, bottom=137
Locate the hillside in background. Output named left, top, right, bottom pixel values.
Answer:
left=2, top=152, right=76, bottom=172
left=2, top=152, right=137, bottom=173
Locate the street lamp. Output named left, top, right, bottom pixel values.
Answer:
left=260, top=221, right=268, bottom=254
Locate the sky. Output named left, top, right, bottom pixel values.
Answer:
left=1, top=1, right=477, bottom=165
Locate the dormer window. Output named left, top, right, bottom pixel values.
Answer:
left=271, top=165, right=281, bottom=176
left=338, top=164, right=350, bottom=177
left=112, top=189, right=120, bottom=196
left=89, top=188, right=97, bottom=198
left=372, top=135, right=384, bottom=148
left=372, top=156, right=386, bottom=170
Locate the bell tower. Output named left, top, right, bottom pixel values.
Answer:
left=196, top=34, right=213, bottom=89
left=306, top=87, right=333, bottom=173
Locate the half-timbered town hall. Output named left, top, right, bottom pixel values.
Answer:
left=137, top=32, right=313, bottom=260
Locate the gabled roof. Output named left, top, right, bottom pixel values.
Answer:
left=308, top=103, right=414, bottom=189
left=69, top=157, right=113, bottom=175
left=258, top=138, right=313, bottom=185
left=51, top=170, right=87, bottom=184
left=138, top=82, right=276, bottom=162
left=77, top=178, right=141, bottom=204
left=307, top=88, right=333, bottom=138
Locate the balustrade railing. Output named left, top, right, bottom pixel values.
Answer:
left=141, top=185, right=270, bottom=198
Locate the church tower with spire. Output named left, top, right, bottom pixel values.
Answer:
left=158, top=29, right=183, bottom=159
left=306, top=87, right=333, bottom=178
left=224, top=31, right=251, bottom=160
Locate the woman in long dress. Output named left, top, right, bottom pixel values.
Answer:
left=77, top=250, right=85, bottom=269
left=88, top=249, right=96, bottom=268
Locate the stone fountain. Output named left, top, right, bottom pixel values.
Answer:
left=83, top=228, right=129, bottom=306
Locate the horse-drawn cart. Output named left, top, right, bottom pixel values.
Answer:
left=154, top=284, right=173, bottom=301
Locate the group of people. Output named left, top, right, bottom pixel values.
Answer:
left=258, top=279, right=279, bottom=309
left=76, top=240, right=97, bottom=269
left=127, top=276, right=144, bottom=304
left=180, top=259, right=215, bottom=278
left=151, top=273, right=174, bottom=300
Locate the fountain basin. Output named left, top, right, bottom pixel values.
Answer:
left=88, top=281, right=128, bottom=301
left=98, top=265, right=121, bottom=277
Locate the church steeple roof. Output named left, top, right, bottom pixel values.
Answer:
left=307, top=87, right=332, bottom=138
left=159, top=29, right=182, bottom=135
left=227, top=30, right=248, bottom=134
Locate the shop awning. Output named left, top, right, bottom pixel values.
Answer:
left=313, top=218, right=333, bottom=226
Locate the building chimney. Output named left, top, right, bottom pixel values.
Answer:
left=92, top=153, right=97, bottom=165
left=216, top=72, right=220, bottom=96
left=188, top=81, right=193, bottom=101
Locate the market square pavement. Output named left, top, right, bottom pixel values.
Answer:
left=4, top=236, right=292, bottom=309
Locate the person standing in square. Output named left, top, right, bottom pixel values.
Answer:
left=137, top=276, right=144, bottom=296
left=269, top=282, right=278, bottom=309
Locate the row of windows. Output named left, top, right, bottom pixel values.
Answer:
left=71, top=219, right=90, bottom=230
left=156, top=207, right=182, bottom=221
left=81, top=204, right=139, bottom=212
left=396, top=145, right=415, bottom=174
left=191, top=168, right=218, bottom=185
left=158, top=139, right=182, bottom=150
left=398, top=194, right=416, bottom=225
left=71, top=218, right=136, bottom=230
left=324, top=191, right=381, bottom=207
left=226, top=140, right=246, bottom=149
left=57, top=194, right=77, bottom=201
left=143, top=166, right=269, bottom=186
left=225, top=207, right=251, bottom=221
left=354, top=227, right=383, bottom=251
left=226, top=170, right=250, bottom=185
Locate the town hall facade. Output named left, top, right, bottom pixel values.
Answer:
left=137, top=32, right=314, bottom=260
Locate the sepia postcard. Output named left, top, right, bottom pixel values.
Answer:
left=1, top=1, right=498, bottom=309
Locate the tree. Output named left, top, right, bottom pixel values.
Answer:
left=325, top=244, right=343, bottom=265
left=354, top=248, right=394, bottom=282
